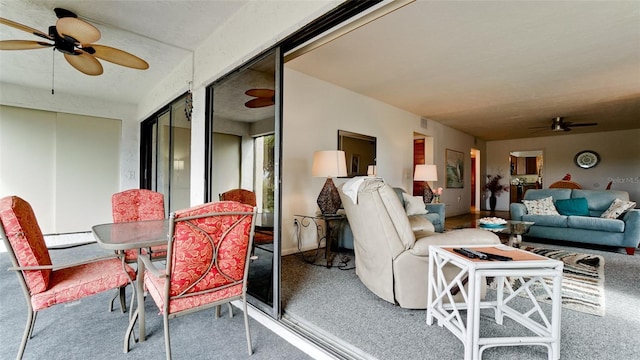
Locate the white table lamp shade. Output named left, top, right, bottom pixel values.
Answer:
left=414, top=164, right=438, bottom=181
left=312, top=150, right=347, bottom=178
left=414, top=164, right=437, bottom=204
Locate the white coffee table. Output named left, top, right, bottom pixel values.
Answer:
left=426, top=245, right=563, bottom=360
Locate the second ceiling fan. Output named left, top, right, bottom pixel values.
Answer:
left=244, top=89, right=274, bottom=108
left=531, top=116, right=598, bottom=132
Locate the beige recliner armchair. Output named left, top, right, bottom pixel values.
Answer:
left=339, top=178, right=500, bottom=309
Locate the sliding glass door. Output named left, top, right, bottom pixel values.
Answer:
left=140, top=94, right=191, bottom=214
left=205, top=49, right=281, bottom=317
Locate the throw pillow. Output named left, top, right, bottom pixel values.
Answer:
left=522, top=196, right=560, bottom=215
left=402, top=193, right=428, bottom=215
left=555, top=198, right=590, bottom=216
left=600, top=198, right=636, bottom=219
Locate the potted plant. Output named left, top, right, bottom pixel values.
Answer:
left=485, top=173, right=508, bottom=211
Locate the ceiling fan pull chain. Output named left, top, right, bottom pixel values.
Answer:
left=51, top=48, right=55, bottom=95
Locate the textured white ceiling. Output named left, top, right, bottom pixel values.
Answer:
left=287, top=0, right=640, bottom=140
left=0, top=0, right=246, bottom=104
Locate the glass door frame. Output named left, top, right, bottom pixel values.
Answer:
left=140, top=92, right=190, bottom=214
left=205, top=48, right=283, bottom=318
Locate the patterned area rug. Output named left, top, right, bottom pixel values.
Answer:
left=491, top=246, right=605, bottom=316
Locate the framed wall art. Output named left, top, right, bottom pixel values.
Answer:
left=445, top=149, right=464, bottom=188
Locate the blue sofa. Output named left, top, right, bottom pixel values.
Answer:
left=338, top=187, right=445, bottom=249
left=510, top=189, right=639, bottom=255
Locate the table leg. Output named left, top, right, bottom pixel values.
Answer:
left=508, top=234, right=522, bottom=248
left=325, top=219, right=334, bottom=267
left=426, top=253, right=435, bottom=325
left=551, top=265, right=563, bottom=360
left=464, top=268, right=477, bottom=360
left=137, top=250, right=146, bottom=342
left=495, top=275, right=504, bottom=325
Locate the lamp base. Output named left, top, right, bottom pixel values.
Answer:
left=317, top=177, right=342, bottom=215
left=423, top=182, right=434, bottom=204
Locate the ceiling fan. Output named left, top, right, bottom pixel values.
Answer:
left=0, top=8, right=149, bottom=76
left=531, top=116, right=598, bottom=132
left=244, top=89, right=274, bottom=108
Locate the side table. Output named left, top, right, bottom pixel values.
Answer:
left=426, top=245, right=563, bottom=360
left=294, top=213, right=345, bottom=267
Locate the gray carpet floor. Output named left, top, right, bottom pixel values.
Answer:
left=0, top=243, right=310, bottom=360
left=281, top=240, right=640, bottom=360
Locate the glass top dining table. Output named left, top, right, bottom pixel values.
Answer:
left=92, top=219, right=170, bottom=250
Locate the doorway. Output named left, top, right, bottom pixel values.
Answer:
left=413, top=134, right=434, bottom=196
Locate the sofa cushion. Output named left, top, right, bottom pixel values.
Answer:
left=408, top=215, right=435, bottom=232
left=523, top=196, right=560, bottom=215
left=522, top=214, right=569, bottom=227
left=567, top=216, right=625, bottom=233
left=600, top=198, right=636, bottom=219
left=402, top=193, right=428, bottom=215
left=524, top=189, right=571, bottom=201
left=572, top=189, right=630, bottom=213
left=555, top=198, right=589, bottom=216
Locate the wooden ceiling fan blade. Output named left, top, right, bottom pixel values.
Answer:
left=245, top=89, right=274, bottom=97
left=245, top=98, right=275, bottom=108
left=88, top=44, right=149, bottom=70
left=64, top=52, right=103, bottom=76
left=0, top=40, right=53, bottom=50
left=568, top=123, right=598, bottom=127
left=0, top=17, right=51, bottom=40
left=56, top=17, right=100, bottom=44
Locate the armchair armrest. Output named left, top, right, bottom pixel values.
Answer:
left=622, top=209, right=640, bottom=248
left=510, top=203, right=527, bottom=220
left=139, top=253, right=166, bottom=278
left=425, top=203, right=445, bottom=229
left=8, top=254, right=121, bottom=272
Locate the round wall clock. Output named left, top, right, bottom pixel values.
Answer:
left=574, top=150, right=600, bottom=169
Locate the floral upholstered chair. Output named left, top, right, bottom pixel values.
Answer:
left=220, top=189, right=272, bottom=245
left=111, top=189, right=167, bottom=263
left=112, top=189, right=166, bottom=262
left=110, top=189, right=166, bottom=312
left=219, top=188, right=257, bottom=206
left=141, top=201, right=256, bottom=359
left=0, top=196, right=136, bottom=360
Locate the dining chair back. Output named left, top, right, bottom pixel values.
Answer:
left=0, top=195, right=136, bottom=360
left=142, top=201, right=256, bottom=359
left=220, top=189, right=272, bottom=245
left=112, top=189, right=166, bottom=262
left=219, top=188, right=257, bottom=206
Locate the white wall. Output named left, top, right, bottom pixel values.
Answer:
left=281, top=69, right=478, bottom=254
left=486, top=129, right=640, bottom=211
left=0, top=105, right=121, bottom=233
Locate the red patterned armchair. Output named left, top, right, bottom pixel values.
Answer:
left=142, top=201, right=256, bottom=359
left=0, top=196, right=136, bottom=360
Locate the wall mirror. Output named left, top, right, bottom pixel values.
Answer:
left=338, top=130, right=376, bottom=177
